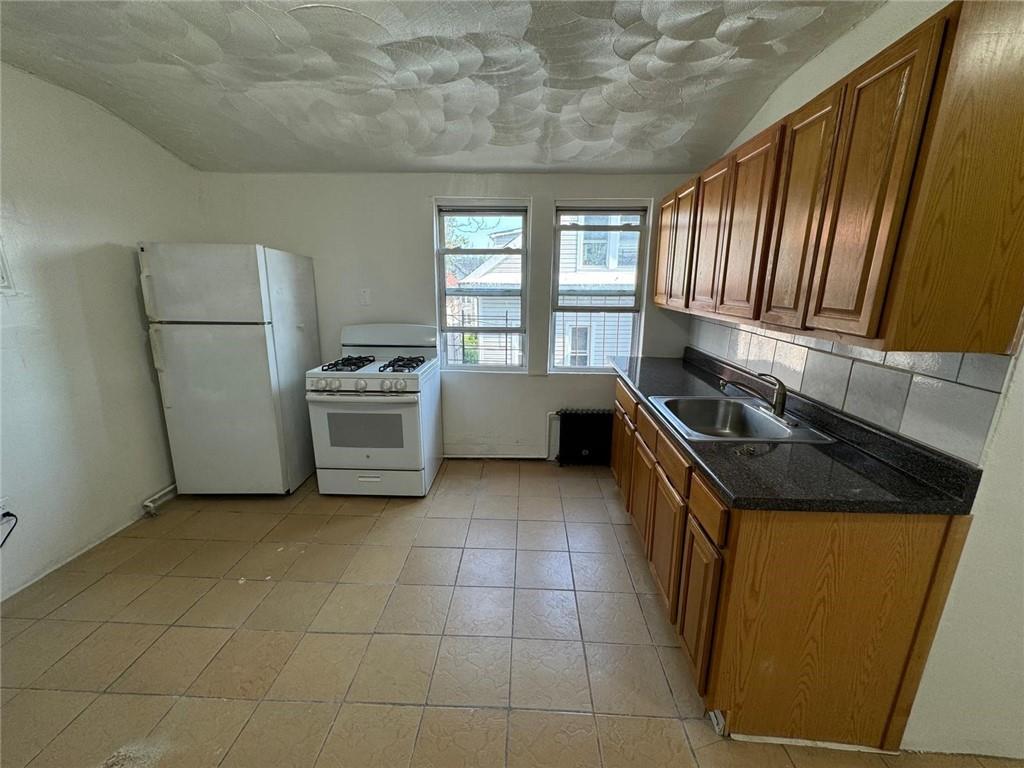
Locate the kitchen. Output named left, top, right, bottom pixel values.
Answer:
left=1, top=2, right=1022, bottom=767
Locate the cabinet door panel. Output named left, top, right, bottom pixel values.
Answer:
left=717, top=126, right=782, bottom=319
left=762, top=86, right=844, bottom=328
left=621, top=418, right=635, bottom=513
left=629, top=436, right=656, bottom=555
left=650, top=466, right=686, bottom=619
left=687, top=159, right=732, bottom=312
left=677, top=515, right=723, bottom=695
left=808, top=17, right=947, bottom=336
left=669, top=179, right=699, bottom=309
left=610, top=405, right=624, bottom=486
left=653, top=197, right=676, bottom=307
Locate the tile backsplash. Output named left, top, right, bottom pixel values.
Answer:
left=685, top=317, right=1010, bottom=465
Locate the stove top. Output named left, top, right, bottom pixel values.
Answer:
left=322, top=355, right=375, bottom=372
left=305, top=354, right=438, bottom=393
left=379, top=356, right=426, bottom=373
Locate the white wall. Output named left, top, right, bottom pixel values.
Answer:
left=0, top=65, right=204, bottom=596
left=902, top=353, right=1024, bottom=758
left=197, top=171, right=686, bottom=457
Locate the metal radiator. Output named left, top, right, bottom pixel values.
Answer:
left=555, top=409, right=613, bottom=466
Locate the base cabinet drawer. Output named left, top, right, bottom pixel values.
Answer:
left=677, top=514, right=723, bottom=695
left=650, top=465, right=686, bottom=619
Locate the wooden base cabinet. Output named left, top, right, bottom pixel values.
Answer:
left=629, top=435, right=656, bottom=555
left=610, top=404, right=635, bottom=508
left=649, top=466, right=687, bottom=620
left=703, top=508, right=970, bottom=750
left=677, top=514, right=723, bottom=695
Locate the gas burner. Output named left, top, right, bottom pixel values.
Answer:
left=379, top=355, right=426, bottom=373
left=322, top=355, right=375, bottom=372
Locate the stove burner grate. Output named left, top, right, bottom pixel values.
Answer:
left=379, top=355, right=426, bottom=373
left=322, top=355, right=375, bottom=372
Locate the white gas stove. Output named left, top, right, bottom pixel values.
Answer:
left=305, top=324, right=442, bottom=496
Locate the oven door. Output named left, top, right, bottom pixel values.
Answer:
left=307, top=393, right=423, bottom=470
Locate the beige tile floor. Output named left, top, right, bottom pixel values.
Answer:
left=1, top=460, right=1019, bottom=768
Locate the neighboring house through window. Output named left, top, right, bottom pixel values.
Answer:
left=550, top=207, right=647, bottom=371
left=435, top=204, right=527, bottom=369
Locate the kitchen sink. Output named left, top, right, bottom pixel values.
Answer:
left=649, top=396, right=833, bottom=444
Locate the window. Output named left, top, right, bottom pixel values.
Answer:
left=568, top=326, right=590, bottom=367
left=551, top=208, right=647, bottom=371
left=436, top=205, right=527, bottom=368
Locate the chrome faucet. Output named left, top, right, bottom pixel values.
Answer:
left=720, top=374, right=788, bottom=419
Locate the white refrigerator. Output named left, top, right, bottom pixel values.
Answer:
left=140, top=243, right=321, bottom=494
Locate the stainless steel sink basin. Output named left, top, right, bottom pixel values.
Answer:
left=649, top=396, right=833, bottom=444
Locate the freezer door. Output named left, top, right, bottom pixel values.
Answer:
left=139, top=243, right=271, bottom=322
left=151, top=323, right=288, bottom=493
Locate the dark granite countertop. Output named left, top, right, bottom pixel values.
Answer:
left=610, top=353, right=980, bottom=515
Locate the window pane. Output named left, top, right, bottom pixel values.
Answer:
left=442, top=214, right=524, bottom=249
left=558, top=212, right=641, bottom=227
left=551, top=311, right=635, bottom=369
left=556, top=224, right=638, bottom=305
left=445, top=253, right=521, bottom=295
left=617, top=231, right=639, bottom=267
left=444, top=295, right=522, bottom=329
left=444, top=332, right=524, bottom=367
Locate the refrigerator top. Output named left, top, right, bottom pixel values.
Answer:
left=139, top=242, right=273, bottom=324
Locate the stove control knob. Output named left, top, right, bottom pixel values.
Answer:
left=355, top=379, right=367, bottom=393
left=381, top=380, right=393, bottom=392
left=394, top=379, right=407, bottom=392
left=316, top=378, right=327, bottom=390
left=330, top=379, right=342, bottom=390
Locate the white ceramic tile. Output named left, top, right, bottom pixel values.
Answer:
left=726, top=329, right=751, bottom=366
left=770, top=342, right=807, bottom=390
left=790, top=333, right=834, bottom=352
left=957, top=354, right=1011, bottom=393
left=900, top=376, right=999, bottom=464
left=799, top=350, right=852, bottom=408
left=746, top=335, right=777, bottom=375
left=693, top=320, right=731, bottom=357
left=883, top=351, right=962, bottom=382
left=833, top=343, right=885, bottom=364
left=762, top=329, right=795, bottom=343
left=843, top=362, right=911, bottom=432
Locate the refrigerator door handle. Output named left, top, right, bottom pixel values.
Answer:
left=150, top=328, right=165, bottom=372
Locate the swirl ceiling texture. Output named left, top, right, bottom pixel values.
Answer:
left=0, top=1, right=881, bottom=172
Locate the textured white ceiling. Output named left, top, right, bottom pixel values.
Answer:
left=0, top=1, right=881, bottom=172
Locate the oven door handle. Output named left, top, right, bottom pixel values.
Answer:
left=306, top=394, right=420, bottom=404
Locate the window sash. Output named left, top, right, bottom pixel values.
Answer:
left=437, top=205, right=528, bottom=369
left=552, top=208, right=645, bottom=313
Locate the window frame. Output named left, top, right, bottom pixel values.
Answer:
left=435, top=203, right=529, bottom=371
left=549, top=206, right=648, bottom=373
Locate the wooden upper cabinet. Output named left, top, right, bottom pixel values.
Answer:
left=687, top=159, right=732, bottom=312
left=653, top=197, right=676, bottom=307
left=762, top=86, right=844, bottom=328
left=669, top=179, right=699, bottom=309
left=716, top=126, right=782, bottom=319
left=807, top=15, right=949, bottom=337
